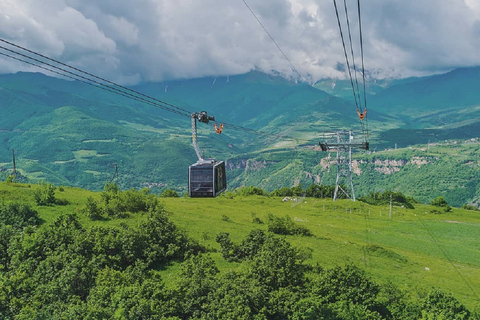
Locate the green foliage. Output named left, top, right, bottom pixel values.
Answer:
left=160, top=188, right=179, bottom=198
left=309, top=264, right=384, bottom=318
left=0, top=202, right=41, bottom=229
left=305, top=184, right=336, bottom=198
left=216, top=229, right=268, bottom=262
left=462, top=204, right=480, bottom=211
left=270, top=184, right=337, bottom=199
left=235, top=185, right=268, bottom=196
left=85, top=261, right=168, bottom=319
left=221, top=214, right=232, bottom=222
left=359, top=190, right=415, bottom=209
left=270, top=186, right=294, bottom=197
left=0, top=182, right=479, bottom=319
left=0, top=206, right=203, bottom=318
left=430, top=196, right=452, bottom=213
left=267, top=213, right=312, bottom=236
left=82, top=196, right=103, bottom=220
left=171, top=254, right=220, bottom=319
left=5, top=175, right=14, bottom=184
left=94, top=182, right=159, bottom=219
left=431, top=196, right=449, bottom=207
left=420, top=289, right=470, bottom=319
left=33, top=182, right=56, bottom=206
left=222, top=190, right=235, bottom=199
left=249, top=234, right=308, bottom=290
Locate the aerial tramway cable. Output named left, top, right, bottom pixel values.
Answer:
left=241, top=0, right=306, bottom=83
left=332, top=0, right=369, bottom=143
left=0, top=39, right=192, bottom=117
left=0, top=38, right=306, bottom=144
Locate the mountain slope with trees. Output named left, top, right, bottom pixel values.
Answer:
left=0, top=181, right=479, bottom=319
left=0, top=69, right=479, bottom=206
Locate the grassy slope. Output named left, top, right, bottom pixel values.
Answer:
left=2, top=181, right=479, bottom=309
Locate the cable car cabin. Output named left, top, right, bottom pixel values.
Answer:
left=188, top=160, right=226, bottom=197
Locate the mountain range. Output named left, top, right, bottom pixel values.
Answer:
left=0, top=67, right=479, bottom=205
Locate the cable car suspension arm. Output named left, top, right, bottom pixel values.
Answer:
left=191, top=111, right=215, bottom=161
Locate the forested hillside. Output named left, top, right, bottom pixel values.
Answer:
left=1, top=69, right=479, bottom=205
left=0, top=181, right=479, bottom=319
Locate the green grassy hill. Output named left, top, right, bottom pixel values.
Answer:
left=1, top=181, right=479, bottom=313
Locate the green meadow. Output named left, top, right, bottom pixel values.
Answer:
left=1, top=181, right=479, bottom=310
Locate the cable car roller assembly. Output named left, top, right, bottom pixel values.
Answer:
left=188, top=111, right=227, bottom=197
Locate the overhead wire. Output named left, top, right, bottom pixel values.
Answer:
left=241, top=0, right=306, bottom=83
left=356, top=0, right=369, bottom=141
left=332, top=0, right=369, bottom=143
left=0, top=45, right=190, bottom=118
left=332, top=0, right=360, bottom=112
left=416, top=214, right=480, bottom=302
left=0, top=38, right=311, bottom=144
left=0, top=38, right=191, bottom=117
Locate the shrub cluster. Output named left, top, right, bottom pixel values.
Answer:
left=0, top=202, right=41, bottom=229
left=33, top=182, right=57, bottom=206
left=430, top=196, right=452, bottom=213
left=267, top=213, right=312, bottom=236
left=0, top=203, right=476, bottom=319
left=359, top=191, right=416, bottom=209
left=226, top=184, right=338, bottom=199
left=83, top=182, right=159, bottom=219
left=462, top=204, right=480, bottom=211
left=0, top=209, right=203, bottom=319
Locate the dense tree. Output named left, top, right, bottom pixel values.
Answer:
left=0, top=202, right=41, bottom=229
left=420, top=289, right=470, bottom=320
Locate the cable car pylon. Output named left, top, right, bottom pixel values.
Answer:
left=188, top=111, right=227, bottom=197
left=319, top=130, right=368, bottom=201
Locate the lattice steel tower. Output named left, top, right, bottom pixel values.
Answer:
left=319, top=131, right=369, bottom=201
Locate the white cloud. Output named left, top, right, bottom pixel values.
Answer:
left=0, top=0, right=479, bottom=83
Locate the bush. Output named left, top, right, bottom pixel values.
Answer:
left=267, top=214, right=312, bottom=236
left=421, top=289, right=470, bottom=319
left=33, top=182, right=56, bottom=206
left=359, top=191, right=415, bottom=209
left=82, top=197, right=103, bottom=220
left=305, top=184, right=335, bottom=198
left=235, top=186, right=267, bottom=196
left=91, top=183, right=160, bottom=219
left=0, top=202, right=42, bottom=229
left=5, top=175, right=15, bottom=184
left=462, top=204, right=479, bottom=211
left=160, top=189, right=179, bottom=197
left=222, top=191, right=235, bottom=199
left=431, top=196, right=448, bottom=207
left=221, top=214, right=231, bottom=222
left=270, top=187, right=294, bottom=197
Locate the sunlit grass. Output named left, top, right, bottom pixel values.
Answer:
left=1, top=181, right=479, bottom=308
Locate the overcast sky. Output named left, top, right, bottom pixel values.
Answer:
left=0, top=0, right=479, bottom=84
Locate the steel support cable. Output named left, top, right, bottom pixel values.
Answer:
left=0, top=49, right=190, bottom=118
left=241, top=0, right=306, bottom=83
left=357, top=0, right=367, bottom=113
left=332, top=0, right=360, bottom=112
left=342, top=0, right=363, bottom=113
left=0, top=39, right=314, bottom=144
left=357, top=0, right=369, bottom=142
left=0, top=38, right=192, bottom=116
